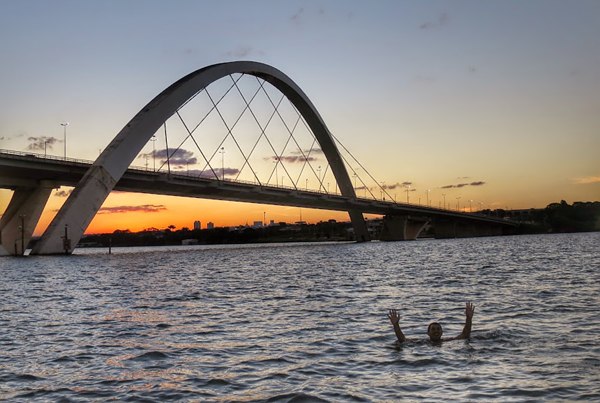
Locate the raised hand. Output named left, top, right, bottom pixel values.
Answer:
left=465, top=302, right=475, bottom=319
left=388, top=309, right=400, bottom=326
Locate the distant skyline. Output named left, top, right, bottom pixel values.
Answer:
left=1, top=0, right=598, bottom=235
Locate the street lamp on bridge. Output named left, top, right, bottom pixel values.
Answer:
left=150, top=135, right=157, bottom=172
left=61, top=122, right=69, bottom=160
left=405, top=185, right=411, bottom=204
left=442, top=193, right=446, bottom=209
left=426, top=189, right=430, bottom=206
left=219, top=147, right=225, bottom=181
left=456, top=197, right=461, bottom=211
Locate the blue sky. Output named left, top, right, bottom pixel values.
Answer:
left=1, top=0, right=599, bottom=229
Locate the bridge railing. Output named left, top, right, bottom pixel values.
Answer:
left=1, top=148, right=496, bottom=217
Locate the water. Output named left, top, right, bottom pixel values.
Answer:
left=1, top=233, right=599, bottom=401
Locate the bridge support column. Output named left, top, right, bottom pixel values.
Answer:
left=32, top=165, right=117, bottom=255
left=380, top=215, right=428, bottom=241
left=0, top=186, right=53, bottom=256
left=348, top=210, right=370, bottom=242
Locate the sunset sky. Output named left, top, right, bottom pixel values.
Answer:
left=1, top=0, right=598, bottom=235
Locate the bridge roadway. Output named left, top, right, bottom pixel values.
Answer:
left=0, top=149, right=514, bottom=227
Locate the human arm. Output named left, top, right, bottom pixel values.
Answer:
left=454, top=302, right=474, bottom=340
left=388, top=309, right=406, bottom=343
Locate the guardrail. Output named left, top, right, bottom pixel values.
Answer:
left=0, top=149, right=505, bottom=219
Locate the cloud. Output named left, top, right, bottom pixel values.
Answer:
left=139, top=148, right=197, bottom=167
left=291, top=7, right=304, bottom=24
left=441, top=181, right=486, bottom=189
left=278, top=155, right=317, bottom=163
left=225, top=46, right=265, bottom=58
left=26, top=136, right=61, bottom=151
left=290, top=148, right=323, bottom=156
left=54, top=189, right=72, bottom=197
left=420, top=12, right=449, bottom=29
left=98, top=205, right=167, bottom=214
left=381, top=182, right=413, bottom=190
left=572, top=175, right=600, bottom=184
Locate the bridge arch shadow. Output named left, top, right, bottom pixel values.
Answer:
left=31, top=61, right=370, bottom=255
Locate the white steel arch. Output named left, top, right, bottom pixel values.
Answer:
left=31, top=61, right=369, bottom=255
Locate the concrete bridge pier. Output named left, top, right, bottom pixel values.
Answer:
left=380, top=215, right=429, bottom=241
left=0, top=185, right=53, bottom=256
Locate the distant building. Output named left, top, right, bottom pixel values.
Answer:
left=269, top=219, right=275, bottom=226
left=253, top=221, right=263, bottom=228
left=207, top=222, right=214, bottom=229
left=193, top=220, right=201, bottom=230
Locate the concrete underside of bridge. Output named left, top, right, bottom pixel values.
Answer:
left=433, top=218, right=507, bottom=239
left=380, top=215, right=429, bottom=241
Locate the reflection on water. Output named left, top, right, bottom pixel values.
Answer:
left=1, top=233, right=599, bottom=401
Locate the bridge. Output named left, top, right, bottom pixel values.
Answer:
left=0, top=61, right=517, bottom=255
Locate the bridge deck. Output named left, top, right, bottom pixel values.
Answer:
left=0, top=150, right=516, bottom=226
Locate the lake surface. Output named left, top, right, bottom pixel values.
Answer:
left=1, top=233, right=599, bottom=401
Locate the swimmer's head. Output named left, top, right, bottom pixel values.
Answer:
left=427, top=322, right=443, bottom=342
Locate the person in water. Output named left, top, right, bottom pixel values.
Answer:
left=388, top=302, right=475, bottom=343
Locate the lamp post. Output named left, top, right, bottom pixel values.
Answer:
left=44, top=139, right=48, bottom=157
left=306, top=178, right=308, bottom=190
left=317, top=166, right=322, bottom=191
left=61, top=122, right=69, bottom=160
left=442, top=193, right=446, bottom=209
left=274, top=158, right=279, bottom=186
left=381, top=182, right=386, bottom=200
left=405, top=185, right=411, bottom=204
left=426, top=189, right=430, bottom=206
left=456, top=197, right=461, bottom=211
left=479, top=202, right=484, bottom=212
left=150, top=135, right=157, bottom=172
left=352, top=172, right=357, bottom=190
left=219, top=147, right=225, bottom=181
left=469, top=199, right=473, bottom=212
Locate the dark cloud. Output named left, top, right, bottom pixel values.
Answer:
left=26, top=136, right=61, bottom=151
left=441, top=181, right=486, bottom=189
left=290, top=148, right=323, bottom=156
left=98, top=205, right=167, bottom=214
left=140, top=148, right=197, bottom=167
left=401, top=181, right=413, bottom=186
left=54, top=189, right=72, bottom=197
left=279, top=156, right=317, bottom=163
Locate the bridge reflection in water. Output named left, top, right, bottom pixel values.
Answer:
left=0, top=61, right=516, bottom=256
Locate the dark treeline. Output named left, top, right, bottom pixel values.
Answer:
left=81, top=221, right=355, bottom=248
left=79, top=201, right=599, bottom=248
left=483, top=200, right=600, bottom=234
